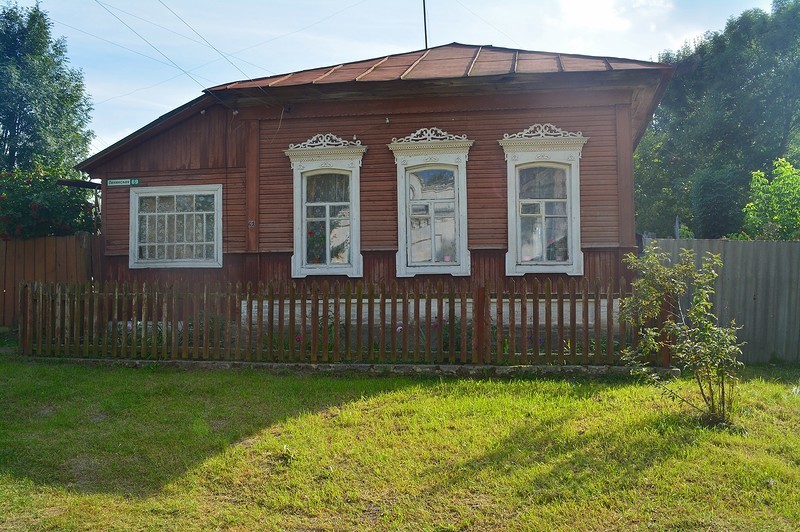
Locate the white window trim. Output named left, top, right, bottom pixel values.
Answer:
left=285, top=133, right=367, bottom=278
left=499, top=124, right=589, bottom=276
left=129, top=184, right=223, bottom=269
left=388, top=127, right=473, bottom=277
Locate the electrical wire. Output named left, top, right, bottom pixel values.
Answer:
left=93, top=0, right=227, bottom=106
left=452, top=0, right=521, bottom=47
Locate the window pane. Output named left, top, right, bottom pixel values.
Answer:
left=166, top=215, right=175, bottom=243
left=410, top=216, right=432, bottom=263
left=520, top=216, right=544, bottom=262
left=146, top=215, right=156, bottom=243
left=193, top=214, right=203, bottom=242
left=205, top=245, right=214, bottom=260
left=306, top=173, right=349, bottom=203
left=175, top=215, right=185, bottom=243
left=435, top=202, right=456, bottom=217
left=410, top=204, right=429, bottom=216
left=205, top=214, right=214, bottom=242
left=519, top=167, right=567, bottom=199
left=185, top=215, right=194, bottom=242
left=408, top=168, right=455, bottom=200
left=156, top=215, right=166, bottom=243
left=520, top=202, right=541, bottom=215
left=156, top=196, right=175, bottom=213
left=176, top=195, right=193, bottom=212
left=138, top=246, right=146, bottom=259
left=307, top=205, right=325, bottom=219
left=546, top=218, right=569, bottom=261
left=546, top=202, right=568, bottom=216
left=330, top=218, right=350, bottom=264
left=195, top=194, right=214, bottom=212
left=306, top=220, right=326, bottom=265
left=139, top=196, right=156, bottom=213
left=138, top=216, right=147, bottom=243
left=435, top=215, right=457, bottom=262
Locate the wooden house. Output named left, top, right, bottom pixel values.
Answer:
left=78, top=43, right=673, bottom=287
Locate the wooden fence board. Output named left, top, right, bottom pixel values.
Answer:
left=17, top=278, right=641, bottom=366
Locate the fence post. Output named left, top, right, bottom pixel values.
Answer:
left=473, top=283, right=487, bottom=364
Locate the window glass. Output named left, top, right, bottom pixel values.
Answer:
left=307, top=173, right=349, bottom=203
left=132, top=186, right=221, bottom=268
left=407, top=167, right=458, bottom=266
left=303, top=173, right=351, bottom=268
left=519, top=167, right=567, bottom=199
left=517, top=166, right=569, bottom=264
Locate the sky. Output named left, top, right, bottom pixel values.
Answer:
left=12, top=0, right=773, bottom=156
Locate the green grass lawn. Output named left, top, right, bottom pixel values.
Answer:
left=0, top=353, right=798, bottom=531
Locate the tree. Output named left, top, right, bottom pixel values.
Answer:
left=0, top=164, right=97, bottom=239
left=1, top=2, right=92, bottom=173
left=634, top=0, right=800, bottom=237
left=741, top=158, right=800, bottom=240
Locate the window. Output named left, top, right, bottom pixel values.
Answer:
left=388, top=128, right=473, bottom=277
left=499, top=124, right=588, bottom=276
left=285, top=133, right=366, bottom=277
left=129, top=184, right=222, bottom=269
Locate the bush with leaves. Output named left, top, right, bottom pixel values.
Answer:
left=620, top=244, right=744, bottom=425
left=0, top=164, right=97, bottom=239
left=740, top=158, right=800, bottom=240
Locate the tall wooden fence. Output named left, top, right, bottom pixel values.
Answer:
left=18, top=278, right=645, bottom=366
left=650, top=239, right=800, bottom=363
left=0, top=233, right=102, bottom=328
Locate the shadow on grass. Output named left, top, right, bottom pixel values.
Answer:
left=419, top=385, right=709, bottom=518
left=0, top=357, right=435, bottom=498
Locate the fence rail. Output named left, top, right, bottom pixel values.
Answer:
left=18, top=278, right=643, bottom=366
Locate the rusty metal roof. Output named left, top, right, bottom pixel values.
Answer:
left=208, top=42, right=667, bottom=91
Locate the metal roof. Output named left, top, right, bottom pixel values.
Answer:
left=209, top=42, right=668, bottom=91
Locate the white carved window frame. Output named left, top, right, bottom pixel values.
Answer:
left=388, top=127, right=473, bottom=277
left=499, top=124, right=589, bottom=276
left=285, top=133, right=367, bottom=278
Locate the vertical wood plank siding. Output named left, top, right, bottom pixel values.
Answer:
left=19, top=278, right=640, bottom=365
left=0, top=234, right=99, bottom=327
left=93, top=90, right=632, bottom=284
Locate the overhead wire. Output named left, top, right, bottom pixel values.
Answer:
left=92, top=0, right=227, bottom=107
left=157, top=0, right=281, bottom=105
left=452, top=0, right=521, bottom=47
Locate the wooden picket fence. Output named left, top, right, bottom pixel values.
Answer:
left=17, top=278, right=645, bottom=366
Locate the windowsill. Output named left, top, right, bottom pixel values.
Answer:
left=505, top=251, right=583, bottom=276
left=396, top=251, right=471, bottom=277
left=291, top=254, right=363, bottom=278
left=129, top=259, right=223, bottom=269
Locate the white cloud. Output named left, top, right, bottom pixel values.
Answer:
left=557, top=0, right=632, bottom=32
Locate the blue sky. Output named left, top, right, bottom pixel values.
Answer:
left=13, top=0, right=772, bottom=156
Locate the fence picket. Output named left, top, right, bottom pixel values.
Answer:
left=17, top=278, right=647, bottom=367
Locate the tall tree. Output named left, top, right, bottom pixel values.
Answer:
left=634, top=0, right=800, bottom=237
left=0, top=2, right=92, bottom=173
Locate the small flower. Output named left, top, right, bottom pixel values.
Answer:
left=295, top=334, right=302, bottom=343
left=396, top=325, right=403, bottom=333
left=308, top=231, right=313, bottom=236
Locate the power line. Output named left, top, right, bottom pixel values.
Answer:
left=93, top=2, right=277, bottom=76
left=452, top=0, right=521, bottom=47
left=93, top=0, right=226, bottom=106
